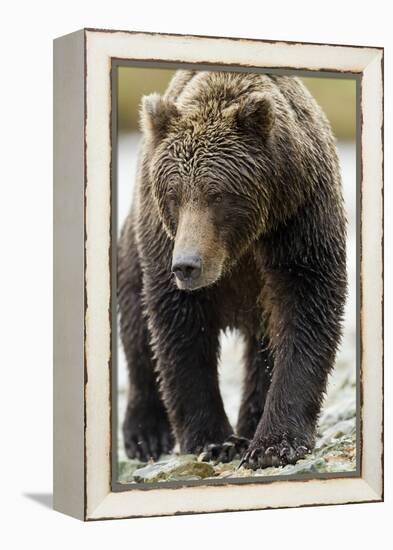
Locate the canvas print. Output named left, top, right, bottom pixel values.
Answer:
left=114, top=67, right=357, bottom=485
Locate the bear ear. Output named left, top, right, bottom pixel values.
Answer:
left=235, top=92, right=275, bottom=139
left=140, top=93, right=180, bottom=142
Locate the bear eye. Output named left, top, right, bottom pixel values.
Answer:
left=208, top=192, right=223, bottom=204
left=167, top=189, right=178, bottom=204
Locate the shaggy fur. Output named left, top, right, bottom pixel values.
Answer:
left=118, top=71, right=347, bottom=469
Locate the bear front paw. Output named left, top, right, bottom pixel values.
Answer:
left=123, top=401, right=175, bottom=462
left=199, top=435, right=250, bottom=463
left=239, top=435, right=312, bottom=470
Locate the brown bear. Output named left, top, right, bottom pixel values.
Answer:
left=118, top=70, right=347, bottom=469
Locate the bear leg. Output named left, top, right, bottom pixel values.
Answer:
left=240, top=267, right=343, bottom=470
left=118, top=227, right=174, bottom=462
left=145, top=283, right=233, bottom=455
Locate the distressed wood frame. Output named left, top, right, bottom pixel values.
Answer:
left=53, top=28, right=384, bottom=521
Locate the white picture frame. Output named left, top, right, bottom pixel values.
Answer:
left=53, top=28, right=383, bottom=521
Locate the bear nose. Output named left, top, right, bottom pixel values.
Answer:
left=172, top=255, right=202, bottom=281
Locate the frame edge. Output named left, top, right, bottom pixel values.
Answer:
left=53, top=28, right=86, bottom=521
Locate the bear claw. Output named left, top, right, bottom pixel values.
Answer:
left=239, top=439, right=311, bottom=470
left=123, top=403, right=175, bottom=462
left=199, top=435, right=250, bottom=463
left=124, top=428, right=175, bottom=462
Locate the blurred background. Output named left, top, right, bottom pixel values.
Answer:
left=116, top=67, right=357, bottom=476
left=117, top=68, right=356, bottom=138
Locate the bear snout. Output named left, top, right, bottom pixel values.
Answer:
left=172, top=254, right=202, bottom=284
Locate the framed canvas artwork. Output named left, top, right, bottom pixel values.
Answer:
left=53, top=28, right=384, bottom=520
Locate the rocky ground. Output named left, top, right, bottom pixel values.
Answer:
left=117, top=332, right=357, bottom=484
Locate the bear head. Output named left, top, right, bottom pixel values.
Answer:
left=140, top=88, right=277, bottom=291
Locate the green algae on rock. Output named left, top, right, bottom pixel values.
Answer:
left=131, top=455, right=216, bottom=483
